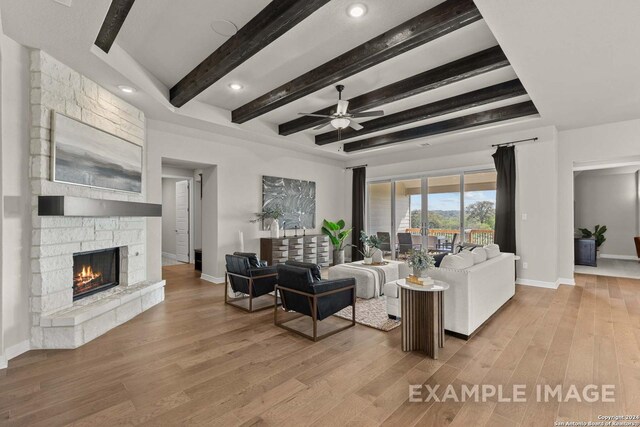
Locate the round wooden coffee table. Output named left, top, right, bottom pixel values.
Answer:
left=396, top=278, right=449, bottom=359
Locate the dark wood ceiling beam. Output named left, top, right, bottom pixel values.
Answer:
left=233, top=0, right=482, bottom=124
left=278, top=45, right=509, bottom=136
left=94, top=0, right=136, bottom=53
left=170, top=0, right=331, bottom=108
left=316, top=79, right=527, bottom=145
left=343, top=101, right=539, bottom=153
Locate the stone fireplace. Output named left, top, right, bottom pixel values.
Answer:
left=28, top=50, right=165, bottom=349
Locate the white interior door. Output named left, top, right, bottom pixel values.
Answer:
left=175, top=180, right=190, bottom=263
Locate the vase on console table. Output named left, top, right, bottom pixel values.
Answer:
left=364, top=256, right=373, bottom=265
left=270, top=219, right=280, bottom=238
left=333, top=249, right=345, bottom=265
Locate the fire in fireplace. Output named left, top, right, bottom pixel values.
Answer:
left=73, top=248, right=120, bottom=300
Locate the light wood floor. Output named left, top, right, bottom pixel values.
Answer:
left=1, top=265, right=640, bottom=426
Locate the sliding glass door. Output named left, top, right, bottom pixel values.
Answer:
left=367, top=169, right=497, bottom=256
left=464, top=171, right=497, bottom=246
left=367, top=182, right=393, bottom=259
left=427, top=175, right=462, bottom=252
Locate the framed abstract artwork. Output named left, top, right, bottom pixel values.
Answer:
left=262, top=175, right=316, bottom=229
left=51, top=112, right=143, bottom=193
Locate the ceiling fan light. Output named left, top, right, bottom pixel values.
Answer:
left=331, top=118, right=350, bottom=129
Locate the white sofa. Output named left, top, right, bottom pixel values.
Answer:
left=383, top=252, right=515, bottom=338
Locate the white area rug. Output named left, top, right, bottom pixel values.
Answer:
left=334, top=296, right=401, bottom=332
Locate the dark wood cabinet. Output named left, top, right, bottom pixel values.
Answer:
left=260, top=235, right=330, bottom=267
left=574, top=238, right=596, bottom=267
left=194, top=249, right=202, bottom=272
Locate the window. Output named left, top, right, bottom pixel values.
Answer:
left=367, top=169, right=497, bottom=256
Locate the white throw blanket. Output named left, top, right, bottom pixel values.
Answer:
left=330, top=261, right=403, bottom=298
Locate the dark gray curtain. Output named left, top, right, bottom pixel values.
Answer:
left=492, top=146, right=517, bottom=254
left=351, top=167, right=366, bottom=261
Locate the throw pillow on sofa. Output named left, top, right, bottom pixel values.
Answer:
left=470, top=247, right=488, bottom=264
left=440, top=253, right=474, bottom=269
left=433, top=252, right=448, bottom=267
left=483, top=243, right=501, bottom=259
left=458, top=250, right=476, bottom=266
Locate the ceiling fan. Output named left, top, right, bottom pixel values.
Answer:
left=298, top=85, right=385, bottom=132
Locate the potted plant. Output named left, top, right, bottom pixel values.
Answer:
left=578, top=225, right=607, bottom=256
left=250, top=207, right=283, bottom=238
left=353, top=231, right=380, bottom=265
left=322, top=219, right=352, bottom=265
left=406, top=248, right=435, bottom=278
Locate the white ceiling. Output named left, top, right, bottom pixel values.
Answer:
left=475, top=0, right=640, bottom=131
left=1, top=0, right=638, bottom=161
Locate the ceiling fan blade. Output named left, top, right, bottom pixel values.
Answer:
left=298, top=113, right=334, bottom=118
left=349, top=121, right=364, bottom=131
left=350, top=110, right=384, bottom=118
left=336, top=100, right=349, bottom=115
left=313, top=122, right=333, bottom=131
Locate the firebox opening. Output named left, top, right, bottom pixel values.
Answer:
left=73, top=247, right=120, bottom=300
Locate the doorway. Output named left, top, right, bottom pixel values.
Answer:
left=161, top=161, right=206, bottom=268
left=573, top=164, right=640, bottom=278
left=161, top=177, right=194, bottom=266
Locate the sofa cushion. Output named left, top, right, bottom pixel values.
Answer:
left=440, top=253, right=474, bottom=269
left=458, top=250, right=476, bottom=266
left=471, top=247, right=488, bottom=264
left=484, top=244, right=501, bottom=259
left=383, top=282, right=400, bottom=298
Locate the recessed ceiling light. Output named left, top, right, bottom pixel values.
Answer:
left=347, top=3, right=367, bottom=18
left=118, top=85, right=136, bottom=94
left=211, top=20, right=238, bottom=37
left=228, top=83, right=243, bottom=91
left=53, top=0, right=72, bottom=7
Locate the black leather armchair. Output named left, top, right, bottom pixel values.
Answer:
left=275, top=262, right=355, bottom=341
left=225, top=253, right=278, bottom=312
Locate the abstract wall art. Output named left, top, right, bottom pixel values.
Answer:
left=262, top=175, right=316, bottom=230
left=52, top=112, right=143, bottom=193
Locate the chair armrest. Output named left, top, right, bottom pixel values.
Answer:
left=311, top=278, right=355, bottom=295
left=248, top=266, right=277, bottom=278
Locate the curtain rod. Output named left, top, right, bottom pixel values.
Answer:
left=345, top=164, right=367, bottom=170
left=492, top=137, right=538, bottom=148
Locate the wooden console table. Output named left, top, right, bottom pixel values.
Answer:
left=397, top=279, right=449, bottom=359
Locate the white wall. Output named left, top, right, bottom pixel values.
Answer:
left=1, top=30, right=31, bottom=360
left=146, top=120, right=348, bottom=281
left=514, top=134, right=559, bottom=285
left=558, top=119, right=640, bottom=278
left=574, top=170, right=638, bottom=258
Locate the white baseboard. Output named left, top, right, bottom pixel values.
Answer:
left=6, top=340, right=30, bottom=360
left=558, top=277, right=576, bottom=286
left=200, top=274, right=224, bottom=284
left=600, top=254, right=639, bottom=261
left=162, top=252, right=177, bottom=260
left=0, top=340, right=31, bottom=369
left=516, top=278, right=559, bottom=289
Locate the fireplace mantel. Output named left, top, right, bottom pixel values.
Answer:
left=38, top=196, right=162, bottom=217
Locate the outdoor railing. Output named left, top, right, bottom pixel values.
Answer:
left=427, top=228, right=495, bottom=246
left=467, top=229, right=495, bottom=246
